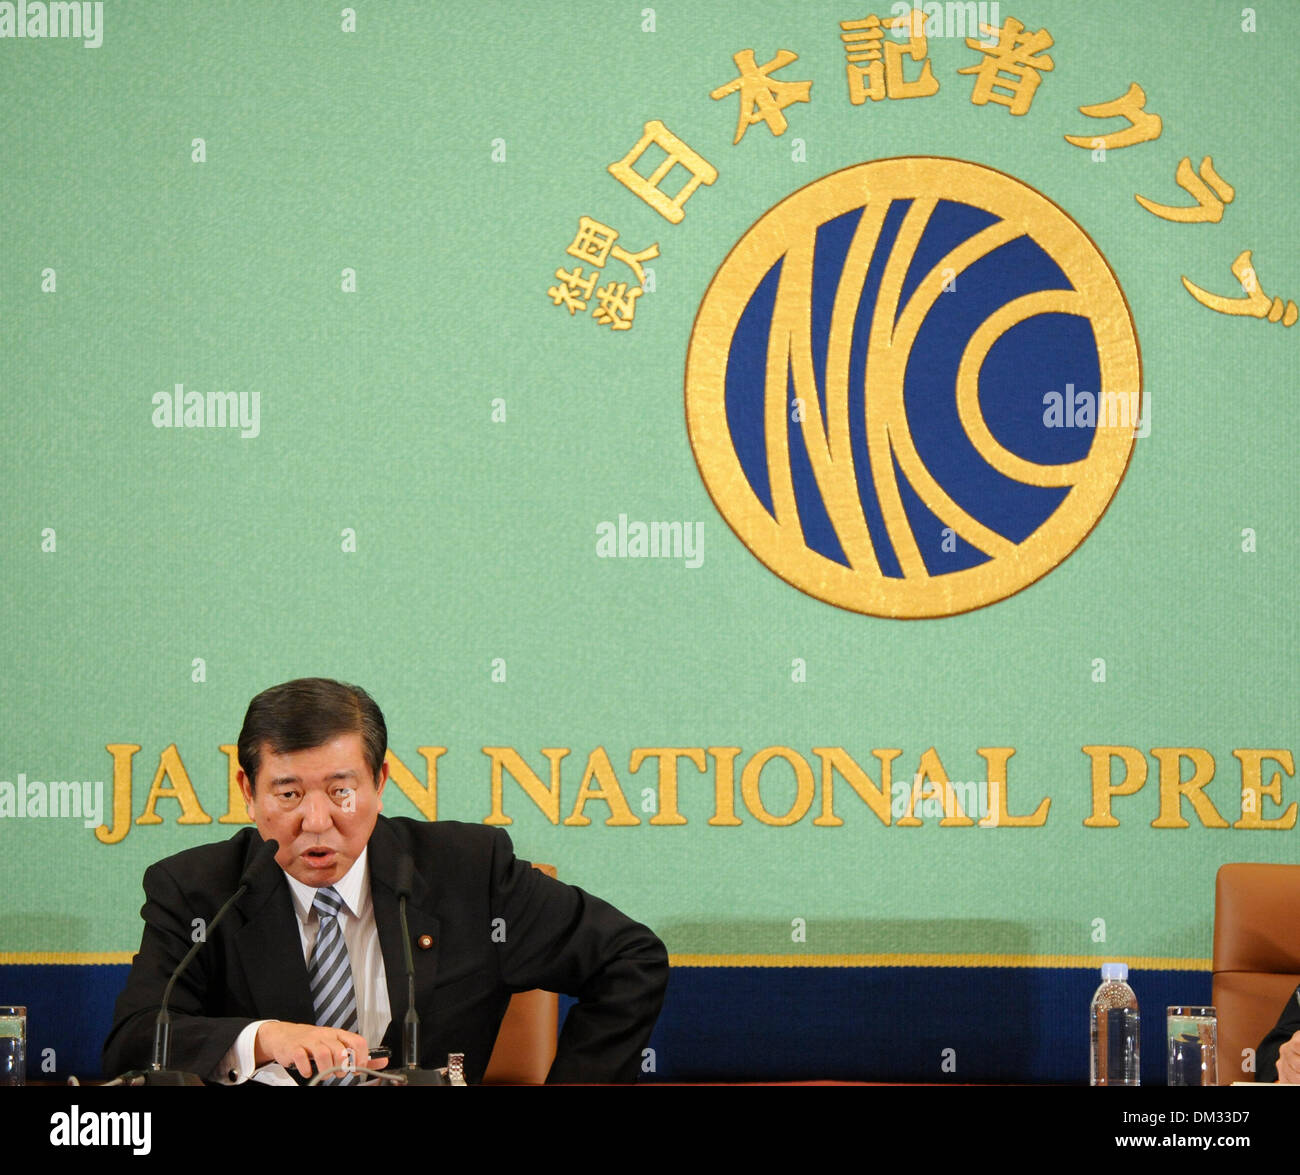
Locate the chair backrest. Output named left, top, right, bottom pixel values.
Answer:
left=1212, top=863, right=1300, bottom=1084
left=481, top=863, right=560, bottom=1084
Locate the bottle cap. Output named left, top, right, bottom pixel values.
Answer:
left=1101, top=962, right=1129, bottom=982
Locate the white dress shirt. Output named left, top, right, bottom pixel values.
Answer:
left=214, top=848, right=391, bottom=1084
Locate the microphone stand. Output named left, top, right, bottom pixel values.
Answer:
left=397, top=860, right=448, bottom=1086
left=121, top=838, right=280, bottom=1085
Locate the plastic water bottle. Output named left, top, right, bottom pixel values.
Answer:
left=1090, top=962, right=1140, bottom=1085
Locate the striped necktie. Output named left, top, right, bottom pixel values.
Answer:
left=309, top=885, right=359, bottom=1084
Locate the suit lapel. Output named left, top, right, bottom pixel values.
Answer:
left=234, top=844, right=316, bottom=1027
left=369, top=817, right=441, bottom=1057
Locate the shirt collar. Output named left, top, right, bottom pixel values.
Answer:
left=284, top=847, right=371, bottom=924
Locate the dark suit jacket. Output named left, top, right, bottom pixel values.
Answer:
left=1256, top=983, right=1300, bottom=1083
left=101, top=816, right=669, bottom=1084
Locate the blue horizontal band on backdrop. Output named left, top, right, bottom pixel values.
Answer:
left=1, top=962, right=1211, bottom=1084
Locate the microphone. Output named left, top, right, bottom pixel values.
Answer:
left=394, top=856, right=446, bottom=1086
left=138, top=837, right=281, bottom=1085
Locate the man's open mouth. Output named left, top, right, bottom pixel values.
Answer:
left=302, top=846, right=337, bottom=867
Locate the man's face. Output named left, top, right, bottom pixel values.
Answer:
left=237, top=732, right=387, bottom=887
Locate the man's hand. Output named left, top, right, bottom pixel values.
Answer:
left=1276, top=1030, right=1300, bottom=1083
left=254, top=1021, right=389, bottom=1079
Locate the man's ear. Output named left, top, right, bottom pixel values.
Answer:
left=374, top=759, right=389, bottom=808
left=237, top=769, right=255, bottom=815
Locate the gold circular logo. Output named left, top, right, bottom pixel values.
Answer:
left=685, top=157, right=1140, bottom=618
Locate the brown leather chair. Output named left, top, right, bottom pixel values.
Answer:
left=481, top=863, right=560, bottom=1084
left=1211, top=863, right=1300, bottom=1084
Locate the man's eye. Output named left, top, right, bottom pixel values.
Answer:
left=276, top=791, right=299, bottom=802
left=333, top=788, right=354, bottom=802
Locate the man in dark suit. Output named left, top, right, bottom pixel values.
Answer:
left=102, top=678, right=669, bottom=1084
left=1256, top=986, right=1300, bottom=1083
